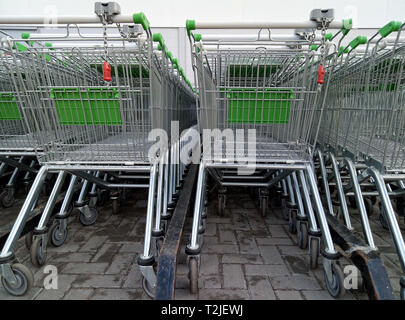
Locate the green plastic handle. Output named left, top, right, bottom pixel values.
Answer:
left=152, top=33, right=165, bottom=48
left=186, top=19, right=196, bottom=35
left=342, top=18, right=353, bottom=36
left=133, top=12, right=150, bottom=31
left=311, top=44, right=319, bottom=51
left=167, top=51, right=173, bottom=61
left=378, top=21, right=402, bottom=38
left=338, top=46, right=349, bottom=56
left=194, top=33, right=202, bottom=42
left=349, top=36, right=367, bottom=50
left=21, top=32, right=30, bottom=39
left=45, top=42, right=52, bottom=47
left=325, top=33, right=333, bottom=41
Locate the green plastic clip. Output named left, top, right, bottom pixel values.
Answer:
left=133, top=12, right=150, bottom=31
left=349, top=35, right=367, bottom=50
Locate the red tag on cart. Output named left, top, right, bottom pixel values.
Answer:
left=317, top=64, right=325, bottom=84
left=103, top=61, right=112, bottom=82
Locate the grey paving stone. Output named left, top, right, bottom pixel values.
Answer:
left=91, top=243, right=121, bottom=263
left=236, top=231, right=259, bottom=254
left=205, top=223, right=217, bottom=236
left=119, top=242, right=144, bottom=253
left=222, top=254, right=263, bottom=265
left=256, top=237, right=293, bottom=246
left=199, top=289, right=250, bottom=300
left=61, top=262, right=109, bottom=275
left=51, top=252, right=93, bottom=263
left=79, top=236, right=108, bottom=252
left=275, top=290, right=303, bottom=300
left=246, top=275, right=276, bottom=300
left=219, top=230, right=237, bottom=244
left=204, top=236, right=219, bottom=245
left=245, top=264, right=290, bottom=277
left=268, top=225, right=289, bottom=238
left=122, top=264, right=142, bottom=289
left=199, top=275, right=222, bottom=289
left=72, top=274, right=123, bottom=288
left=175, top=275, right=189, bottom=289
left=91, top=288, right=143, bottom=300
left=174, top=289, right=198, bottom=300
left=205, top=244, right=239, bottom=254
left=302, top=290, right=334, bottom=300
left=35, top=289, right=65, bottom=300
left=105, top=253, right=135, bottom=274
left=283, top=255, right=310, bottom=275
left=50, top=242, right=81, bottom=253
left=270, top=275, right=322, bottom=290
left=223, top=264, right=247, bottom=289
left=258, top=246, right=285, bottom=264
left=63, top=288, right=94, bottom=300
left=278, top=245, right=307, bottom=256
left=200, top=254, right=219, bottom=275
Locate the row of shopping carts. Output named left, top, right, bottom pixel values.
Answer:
left=186, top=10, right=405, bottom=299
left=0, top=4, right=196, bottom=297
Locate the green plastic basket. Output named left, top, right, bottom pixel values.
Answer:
left=50, top=88, right=122, bottom=125
left=226, top=89, right=293, bottom=124
left=0, top=93, right=22, bottom=120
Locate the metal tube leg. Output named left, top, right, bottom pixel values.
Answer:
left=316, top=150, right=334, bottom=215
left=287, top=175, right=296, bottom=205
left=0, top=166, right=49, bottom=257
left=299, top=170, right=320, bottom=233
left=367, top=167, right=405, bottom=273
left=36, top=171, right=67, bottom=230
left=141, top=162, right=158, bottom=259
left=153, top=157, right=164, bottom=233
left=305, top=164, right=337, bottom=255
left=329, top=153, right=352, bottom=229
left=56, top=174, right=77, bottom=217
left=187, top=162, right=205, bottom=251
left=6, top=156, right=24, bottom=187
left=162, top=151, right=169, bottom=220
left=292, top=172, right=305, bottom=218
left=344, top=159, right=376, bottom=249
left=168, top=145, right=174, bottom=204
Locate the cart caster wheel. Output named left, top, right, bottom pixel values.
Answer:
left=217, top=195, right=225, bottom=217
left=142, top=276, right=155, bottom=299
left=288, top=210, right=297, bottom=234
left=97, top=190, right=108, bottom=206
left=25, top=231, right=33, bottom=250
left=189, top=258, right=199, bottom=294
left=79, top=207, right=98, bottom=226
left=1, top=263, right=34, bottom=296
left=325, top=263, right=345, bottom=299
left=30, top=237, right=47, bottom=267
left=309, top=237, right=319, bottom=269
left=260, top=197, right=268, bottom=217
left=0, top=189, right=15, bottom=208
left=364, top=198, right=374, bottom=217
left=49, top=222, right=68, bottom=247
left=298, top=222, right=308, bottom=249
left=112, top=199, right=120, bottom=215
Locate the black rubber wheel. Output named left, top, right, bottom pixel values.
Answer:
left=288, top=210, right=297, bottom=234
left=364, top=197, right=374, bottom=217
left=309, top=237, right=319, bottom=269
left=325, top=263, right=346, bottom=299
left=30, top=237, right=47, bottom=267
left=112, top=199, right=120, bottom=215
left=189, top=258, right=198, bottom=294
left=25, top=230, right=33, bottom=250
left=260, top=197, right=268, bottom=217
left=142, top=276, right=155, bottom=299
left=217, top=195, right=225, bottom=217
left=298, top=222, right=308, bottom=249
left=79, top=207, right=98, bottom=226
left=1, top=189, right=15, bottom=208
left=1, top=263, right=34, bottom=296
left=49, top=222, right=68, bottom=247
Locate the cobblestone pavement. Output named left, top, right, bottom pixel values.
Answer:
left=0, top=187, right=402, bottom=300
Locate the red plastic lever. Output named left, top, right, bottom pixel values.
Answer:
left=103, top=61, right=112, bottom=82
left=317, top=64, right=325, bottom=84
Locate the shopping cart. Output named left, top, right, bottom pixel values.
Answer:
left=314, top=21, right=405, bottom=299
left=0, top=37, right=42, bottom=208
left=185, top=9, right=352, bottom=298
left=0, top=3, right=196, bottom=297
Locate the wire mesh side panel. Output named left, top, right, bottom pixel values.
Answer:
left=10, top=39, right=162, bottom=165
left=193, top=48, right=320, bottom=162
left=0, top=47, right=36, bottom=152
left=322, top=44, right=405, bottom=171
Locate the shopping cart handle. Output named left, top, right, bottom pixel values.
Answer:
left=349, top=35, right=367, bottom=50
left=133, top=12, right=150, bottom=31
left=153, top=33, right=165, bottom=47
left=378, top=21, right=402, bottom=38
